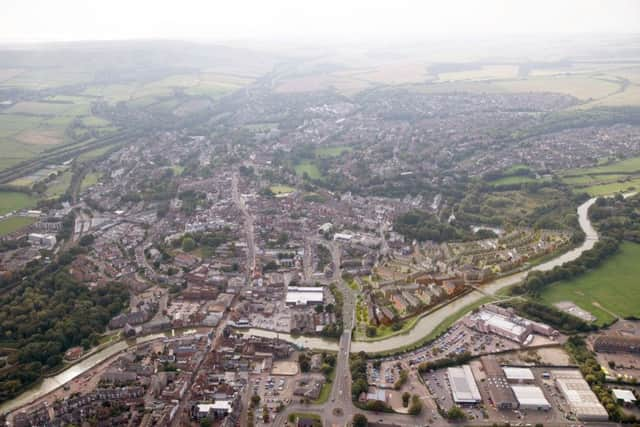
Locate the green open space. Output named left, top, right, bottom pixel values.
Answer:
left=270, top=184, right=295, bottom=195
left=45, top=170, right=72, bottom=199
left=538, top=242, right=640, bottom=325
left=315, top=145, right=352, bottom=158
left=294, top=161, right=323, bottom=180
left=488, top=175, right=548, bottom=186
left=80, top=172, right=101, bottom=191
left=0, top=216, right=36, bottom=236
left=0, top=191, right=37, bottom=215
left=564, top=156, right=640, bottom=176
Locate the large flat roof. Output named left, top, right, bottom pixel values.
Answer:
left=447, top=365, right=481, bottom=403
left=503, top=367, right=535, bottom=381
left=553, top=370, right=608, bottom=419
left=511, top=385, right=551, bottom=408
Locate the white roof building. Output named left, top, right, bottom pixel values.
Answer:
left=613, top=389, right=636, bottom=404
left=503, top=367, right=535, bottom=383
left=553, top=370, right=609, bottom=421
left=286, top=286, right=324, bottom=306
left=447, top=365, right=482, bottom=403
left=511, top=385, right=551, bottom=410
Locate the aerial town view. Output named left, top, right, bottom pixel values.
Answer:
left=1, top=1, right=640, bottom=426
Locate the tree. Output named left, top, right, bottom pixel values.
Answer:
left=366, top=325, right=377, bottom=337
left=402, top=392, right=411, bottom=407
left=447, top=405, right=466, bottom=420
left=182, top=236, right=196, bottom=252
left=408, top=394, right=423, bottom=415
left=251, top=393, right=261, bottom=408
left=299, top=353, right=311, bottom=373
left=352, top=413, right=368, bottom=427
left=262, top=405, right=269, bottom=423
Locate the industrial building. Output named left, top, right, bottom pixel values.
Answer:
left=447, top=365, right=482, bottom=404
left=464, top=305, right=557, bottom=345
left=511, top=385, right=551, bottom=411
left=503, top=367, right=535, bottom=383
left=594, top=334, right=640, bottom=354
left=481, top=356, right=517, bottom=410
left=553, top=370, right=609, bottom=421
left=285, top=286, right=324, bottom=306
left=613, top=389, right=637, bottom=405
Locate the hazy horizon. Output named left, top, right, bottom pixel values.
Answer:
left=2, top=0, right=640, bottom=44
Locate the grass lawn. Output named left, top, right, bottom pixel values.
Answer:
left=538, top=242, right=640, bottom=325
left=582, top=177, right=640, bottom=196
left=295, top=161, right=323, bottom=180
left=315, top=146, right=352, bottom=158
left=564, top=156, right=640, bottom=176
left=0, top=216, right=36, bottom=236
left=80, top=172, right=101, bottom=191
left=489, top=175, right=547, bottom=186
left=45, top=170, right=72, bottom=198
left=312, top=365, right=336, bottom=404
left=0, top=191, right=37, bottom=215
left=270, top=184, right=295, bottom=195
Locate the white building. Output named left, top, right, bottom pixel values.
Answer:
left=613, top=389, right=636, bottom=404
left=447, top=365, right=482, bottom=404
left=333, top=232, right=353, bottom=242
left=511, top=385, right=551, bottom=410
left=28, top=233, right=56, bottom=249
left=503, top=367, right=535, bottom=383
left=553, top=370, right=609, bottom=421
left=286, top=286, right=324, bottom=306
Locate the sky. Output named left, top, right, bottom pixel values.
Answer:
left=1, top=0, right=639, bottom=43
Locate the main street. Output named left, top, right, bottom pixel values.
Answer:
left=232, top=171, right=256, bottom=276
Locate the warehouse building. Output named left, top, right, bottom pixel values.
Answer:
left=594, top=335, right=640, bottom=354
left=464, top=305, right=558, bottom=344
left=503, top=367, right=535, bottom=383
left=511, top=385, right=551, bottom=411
left=447, top=365, right=482, bottom=404
left=481, top=356, right=518, bottom=410
left=553, top=370, right=609, bottom=421
left=613, top=389, right=637, bottom=405
left=285, top=286, right=324, bottom=306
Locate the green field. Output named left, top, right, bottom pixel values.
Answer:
left=45, top=170, right=72, bottom=198
left=582, top=178, right=640, bottom=196
left=315, top=146, right=352, bottom=158
left=539, top=242, right=640, bottom=325
left=0, top=216, right=36, bottom=236
left=270, top=184, right=295, bottom=195
left=561, top=156, right=640, bottom=195
left=489, top=175, right=546, bottom=186
left=0, top=191, right=37, bottom=215
left=564, top=156, right=640, bottom=176
left=295, top=161, right=322, bottom=180
left=80, top=172, right=101, bottom=191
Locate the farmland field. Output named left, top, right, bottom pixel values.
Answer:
left=0, top=191, right=37, bottom=215
left=0, top=216, right=37, bottom=236
left=538, top=242, right=640, bottom=325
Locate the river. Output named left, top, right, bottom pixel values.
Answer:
left=0, top=197, right=601, bottom=415
left=247, top=197, right=600, bottom=354
left=0, top=334, right=165, bottom=415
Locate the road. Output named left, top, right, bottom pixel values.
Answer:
left=247, top=196, right=604, bottom=356
left=232, top=172, right=256, bottom=278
